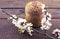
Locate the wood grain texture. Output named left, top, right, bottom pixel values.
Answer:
left=0, top=0, right=60, bottom=7
left=0, top=9, right=60, bottom=19
left=0, top=0, right=60, bottom=39
left=0, top=19, right=60, bottom=39
left=0, top=0, right=60, bottom=19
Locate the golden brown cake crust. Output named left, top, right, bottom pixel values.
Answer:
left=25, top=1, right=45, bottom=27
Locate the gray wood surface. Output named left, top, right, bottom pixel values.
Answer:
left=0, top=19, right=60, bottom=39
left=0, top=0, right=60, bottom=39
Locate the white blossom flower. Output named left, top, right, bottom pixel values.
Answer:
left=12, top=19, right=17, bottom=25
left=9, top=17, right=13, bottom=19
left=41, top=15, right=46, bottom=24
left=41, top=4, right=45, bottom=10
left=9, top=15, right=33, bottom=36
left=41, top=12, right=52, bottom=30
left=41, top=4, right=46, bottom=12
left=52, top=29, right=60, bottom=38
left=45, top=20, right=52, bottom=26
left=12, top=15, right=17, bottom=19
left=26, top=23, right=33, bottom=36
left=46, top=12, right=52, bottom=21
left=42, top=9, right=46, bottom=12
left=14, top=18, right=26, bottom=29
left=40, top=25, right=46, bottom=30
left=52, top=29, right=60, bottom=34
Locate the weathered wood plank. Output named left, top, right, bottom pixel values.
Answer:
left=0, top=0, right=60, bottom=39
left=0, top=0, right=60, bottom=7
left=0, top=0, right=60, bottom=19
left=0, top=9, right=60, bottom=19
left=0, top=19, right=60, bottom=39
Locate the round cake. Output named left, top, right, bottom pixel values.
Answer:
left=25, top=1, right=45, bottom=27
